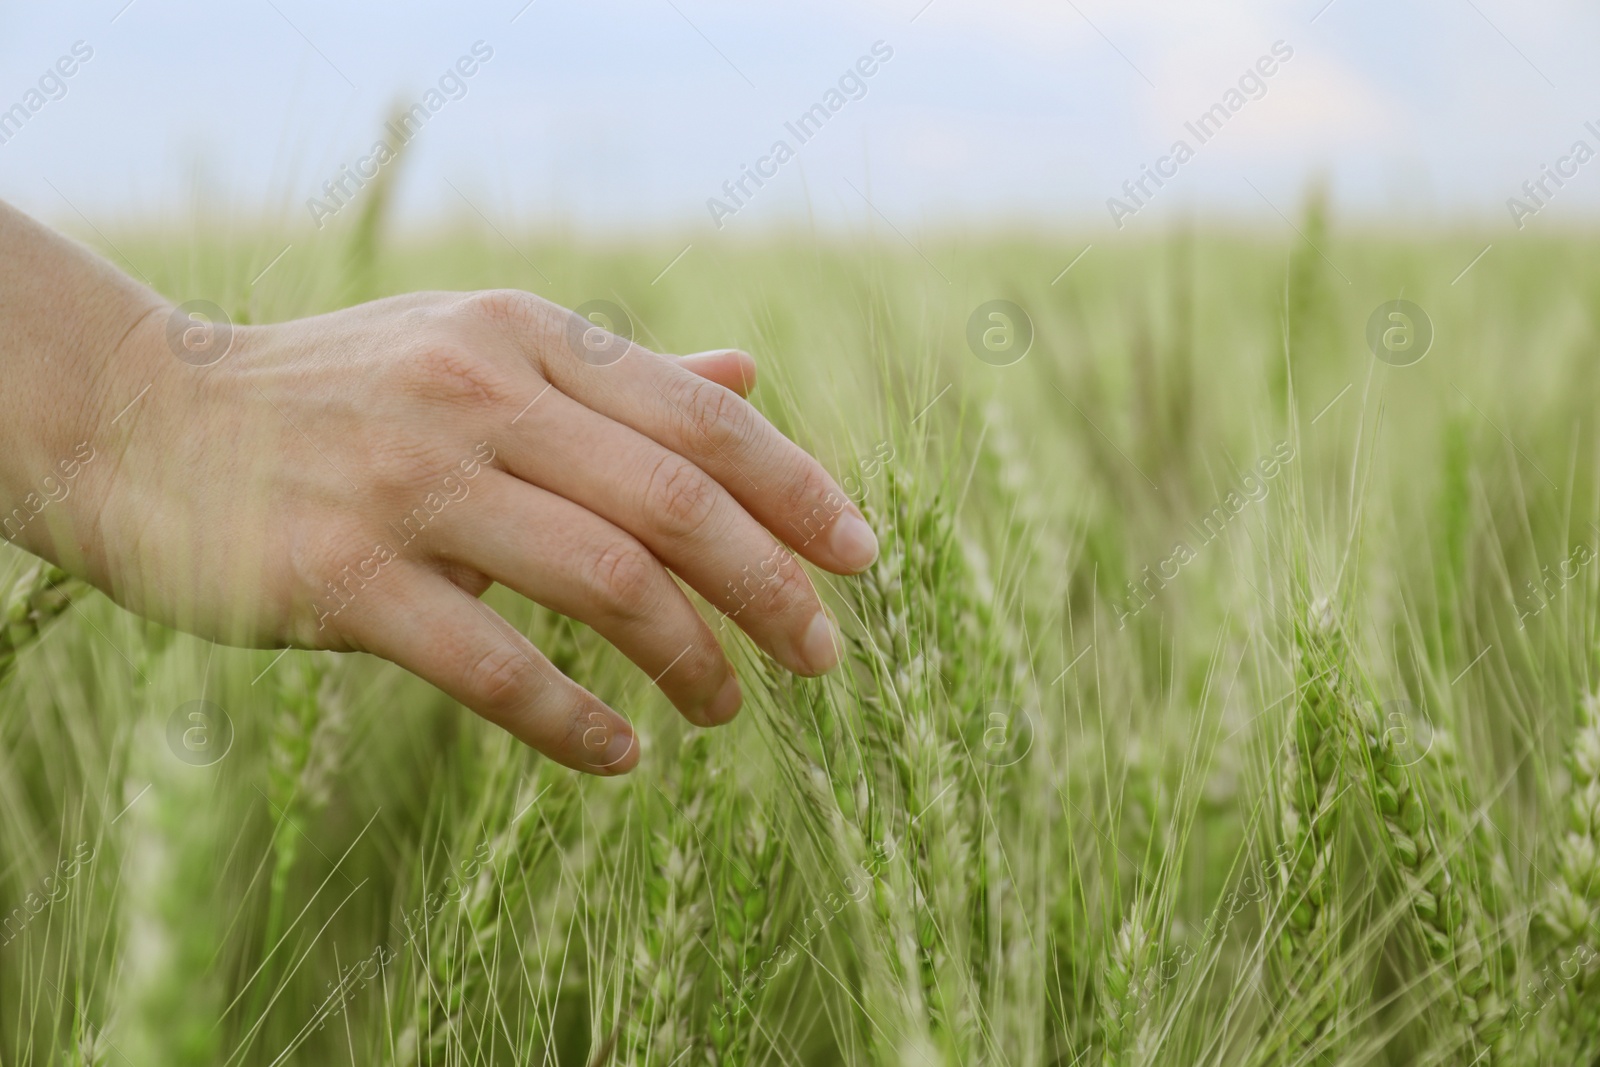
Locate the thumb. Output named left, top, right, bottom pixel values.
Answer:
left=675, top=349, right=757, bottom=397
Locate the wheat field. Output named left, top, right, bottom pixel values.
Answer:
left=2, top=202, right=1599, bottom=1066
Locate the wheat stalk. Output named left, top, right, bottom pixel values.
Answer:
left=1270, top=596, right=1349, bottom=1058
left=111, top=643, right=225, bottom=1067
left=848, top=473, right=998, bottom=1057
left=1099, top=909, right=1160, bottom=1066
left=249, top=650, right=344, bottom=1025
left=1416, top=722, right=1512, bottom=1061
left=705, top=789, right=785, bottom=1064
left=1513, top=690, right=1600, bottom=1063
left=757, top=662, right=919, bottom=1060
left=389, top=742, right=575, bottom=1061
left=0, top=562, right=80, bottom=686
left=613, top=730, right=715, bottom=1065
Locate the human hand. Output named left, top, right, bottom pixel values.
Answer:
left=38, top=288, right=879, bottom=774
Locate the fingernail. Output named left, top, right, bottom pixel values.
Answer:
left=681, top=350, right=756, bottom=392
left=679, top=349, right=742, bottom=375
left=590, top=720, right=638, bottom=773
left=704, top=676, right=743, bottom=726
left=799, top=611, right=843, bottom=675
left=829, top=511, right=879, bottom=572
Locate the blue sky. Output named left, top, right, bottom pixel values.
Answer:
left=2, top=0, right=1597, bottom=241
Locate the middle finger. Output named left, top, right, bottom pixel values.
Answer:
left=498, top=386, right=841, bottom=676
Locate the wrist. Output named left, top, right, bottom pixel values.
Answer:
left=1, top=298, right=169, bottom=567
left=0, top=201, right=170, bottom=565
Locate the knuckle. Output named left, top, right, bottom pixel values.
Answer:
left=398, top=343, right=511, bottom=410
left=565, top=696, right=615, bottom=760
left=462, top=289, right=550, bottom=335
left=676, top=379, right=749, bottom=451
left=464, top=642, right=542, bottom=711
left=585, top=540, right=659, bottom=619
left=288, top=525, right=362, bottom=629
left=673, top=641, right=723, bottom=691
left=782, top=469, right=845, bottom=547
left=287, top=526, right=345, bottom=592
left=367, top=436, right=452, bottom=495
left=751, top=550, right=812, bottom=618
left=643, top=454, right=718, bottom=538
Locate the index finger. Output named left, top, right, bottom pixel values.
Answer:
left=497, top=296, right=879, bottom=576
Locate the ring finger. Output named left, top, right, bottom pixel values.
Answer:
left=432, top=470, right=743, bottom=726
